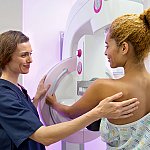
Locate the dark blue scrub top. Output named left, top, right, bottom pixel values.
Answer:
left=0, top=79, right=46, bottom=150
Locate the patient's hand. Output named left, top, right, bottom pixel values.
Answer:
left=46, top=94, right=57, bottom=106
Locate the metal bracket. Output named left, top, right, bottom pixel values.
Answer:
left=77, top=80, right=93, bottom=95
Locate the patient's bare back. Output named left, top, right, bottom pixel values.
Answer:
left=97, top=74, right=150, bottom=125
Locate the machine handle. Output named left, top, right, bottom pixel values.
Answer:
left=49, top=68, right=68, bottom=95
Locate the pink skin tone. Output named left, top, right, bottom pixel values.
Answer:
left=1, top=42, right=33, bottom=84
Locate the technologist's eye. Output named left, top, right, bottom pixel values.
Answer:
left=21, top=54, right=26, bottom=58
left=21, top=52, right=32, bottom=58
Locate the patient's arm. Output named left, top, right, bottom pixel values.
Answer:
left=46, top=91, right=139, bottom=119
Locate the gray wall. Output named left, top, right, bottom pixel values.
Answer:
left=0, top=0, right=22, bottom=33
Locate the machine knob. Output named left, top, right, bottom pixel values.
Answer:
left=76, top=49, right=82, bottom=57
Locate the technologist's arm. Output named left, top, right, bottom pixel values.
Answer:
left=30, top=92, right=139, bottom=146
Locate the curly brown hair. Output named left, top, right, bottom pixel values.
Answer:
left=108, top=8, right=150, bottom=62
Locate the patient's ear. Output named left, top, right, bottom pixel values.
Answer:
left=121, top=41, right=129, bottom=55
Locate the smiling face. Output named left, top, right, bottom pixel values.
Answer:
left=5, top=41, right=33, bottom=75
left=105, top=32, right=124, bottom=68
left=104, top=32, right=121, bottom=68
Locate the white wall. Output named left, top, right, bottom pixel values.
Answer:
left=143, top=0, right=150, bottom=9
left=23, top=0, right=76, bottom=98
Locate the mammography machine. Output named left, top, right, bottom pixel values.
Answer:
left=39, top=0, right=143, bottom=149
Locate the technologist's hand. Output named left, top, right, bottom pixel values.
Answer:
left=33, top=75, right=50, bottom=107
left=95, top=92, right=139, bottom=119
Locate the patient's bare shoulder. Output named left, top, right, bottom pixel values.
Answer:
left=93, top=78, right=122, bottom=98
